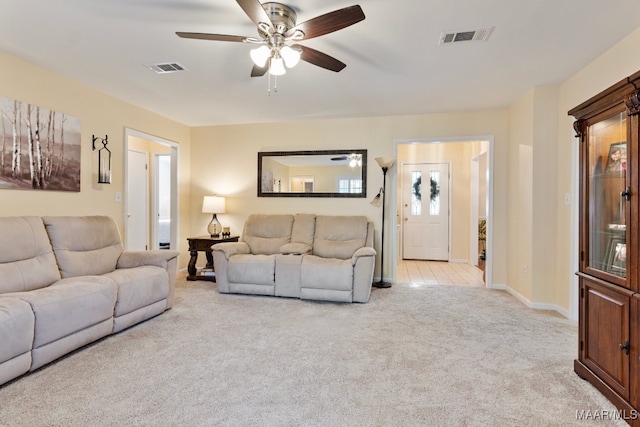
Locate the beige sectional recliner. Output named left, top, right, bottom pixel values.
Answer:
left=0, top=216, right=179, bottom=387
left=212, top=214, right=376, bottom=303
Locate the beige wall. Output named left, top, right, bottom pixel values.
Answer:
left=0, top=50, right=192, bottom=268
left=4, top=24, right=640, bottom=316
left=191, top=111, right=509, bottom=283
left=505, top=26, right=640, bottom=315
left=555, top=26, right=640, bottom=315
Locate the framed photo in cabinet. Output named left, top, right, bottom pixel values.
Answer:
left=605, top=141, right=627, bottom=172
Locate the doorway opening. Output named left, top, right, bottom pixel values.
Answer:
left=392, top=137, right=493, bottom=286
left=124, top=128, right=179, bottom=251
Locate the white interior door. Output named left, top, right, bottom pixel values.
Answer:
left=402, top=163, right=450, bottom=260
left=126, top=149, right=149, bottom=250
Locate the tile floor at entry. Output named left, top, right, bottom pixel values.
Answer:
left=396, top=260, right=485, bottom=287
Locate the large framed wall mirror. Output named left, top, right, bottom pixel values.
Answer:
left=258, top=149, right=367, bottom=197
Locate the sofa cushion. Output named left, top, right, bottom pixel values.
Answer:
left=228, top=254, right=276, bottom=286
left=279, top=243, right=312, bottom=255
left=312, top=216, right=368, bottom=260
left=43, top=216, right=123, bottom=278
left=6, top=276, right=117, bottom=348
left=301, top=255, right=353, bottom=291
left=0, top=216, right=61, bottom=293
left=103, top=266, right=169, bottom=317
left=0, top=297, right=35, bottom=366
left=242, top=214, right=294, bottom=255
left=291, top=213, right=316, bottom=245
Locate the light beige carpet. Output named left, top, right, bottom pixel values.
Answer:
left=0, top=276, right=626, bottom=426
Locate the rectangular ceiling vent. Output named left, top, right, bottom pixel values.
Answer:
left=440, top=27, right=493, bottom=45
left=145, top=62, right=188, bottom=74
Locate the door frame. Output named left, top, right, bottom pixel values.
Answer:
left=393, top=135, right=495, bottom=287
left=124, top=128, right=179, bottom=252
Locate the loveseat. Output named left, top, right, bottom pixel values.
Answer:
left=212, top=214, right=376, bottom=303
left=0, top=216, right=179, bottom=387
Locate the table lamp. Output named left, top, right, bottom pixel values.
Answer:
left=202, top=196, right=226, bottom=237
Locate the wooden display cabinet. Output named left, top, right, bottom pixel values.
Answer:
left=570, top=69, right=640, bottom=425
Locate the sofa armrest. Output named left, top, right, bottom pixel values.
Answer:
left=212, top=242, right=251, bottom=260
left=352, top=247, right=376, bottom=303
left=351, top=247, right=376, bottom=265
left=117, top=250, right=179, bottom=269
left=117, top=250, right=180, bottom=309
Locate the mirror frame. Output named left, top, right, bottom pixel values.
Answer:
left=257, top=149, right=367, bottom=198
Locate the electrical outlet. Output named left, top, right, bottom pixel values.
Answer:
left=115, top=192, right=122, bottom=203
left=523, top=265, right=528, bottom=277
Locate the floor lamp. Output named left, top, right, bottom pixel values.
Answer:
left=371, top=157, right=395, bottom=288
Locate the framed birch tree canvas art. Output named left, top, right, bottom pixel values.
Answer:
left=0, top=97, right=81, bottom=192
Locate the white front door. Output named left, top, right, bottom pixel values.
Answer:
left=126, top=149, right=149, bottom=250
left=402, top=163, right=450, bottom=260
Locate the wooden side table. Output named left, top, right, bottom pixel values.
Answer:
left=187, top=235, right=239, bottom=281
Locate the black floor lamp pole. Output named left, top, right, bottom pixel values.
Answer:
left=374, top=166, right=391, bottom=288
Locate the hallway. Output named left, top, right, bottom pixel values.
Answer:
left=396, top=260, right=484, bottom=287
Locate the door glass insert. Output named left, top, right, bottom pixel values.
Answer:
left=430, top=171, right=441, bottom=215
left=588, top=111, right=627, bottom=277
left=411, top=171, right=421, bottom=215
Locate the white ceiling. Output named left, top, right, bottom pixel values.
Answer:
left=1, top=0, right=639, bottom=127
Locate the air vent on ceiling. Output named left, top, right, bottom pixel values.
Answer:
left=145, top=62, right=188, bottom=74
left=440, top=27, right=493, bottom=45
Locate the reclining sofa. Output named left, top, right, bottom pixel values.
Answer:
left=212, top=214, right=376, bottom=303
left=0, top=216, right=179, bottom=387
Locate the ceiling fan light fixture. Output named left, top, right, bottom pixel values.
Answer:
left=250, top=45, right=271, bottom=67
left=280, top=45, right=301, bottom=68
left=269, top=56, right=286, bottom=76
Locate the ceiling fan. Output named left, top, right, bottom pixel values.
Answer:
left=331, top=153, right=362, bottom=167
left=176, top=0, right=365, bottom=78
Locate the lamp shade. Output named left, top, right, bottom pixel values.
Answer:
left=250, top=45, right=270, bottom=68
left=280, top=45, right=301, bottom=68
left=269, top=56, right=286, bottom=76
left=202, top=196, right=226, bottom=214
left=375, top=157, right=395, bottom=169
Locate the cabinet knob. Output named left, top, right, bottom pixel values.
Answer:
left=621, top=187, right=631, bottom=201
left=619, top=340, right=630, bottom=355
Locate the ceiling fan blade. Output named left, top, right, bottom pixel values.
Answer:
left=285, top=5, right=365, bottom=40
left=236, top=0, right=274, bottom=31
left=251, top=64, right=268, bottom=77
left=176, top=32, right=247, bottom=42
left=294, top=45, right=346, bottom=72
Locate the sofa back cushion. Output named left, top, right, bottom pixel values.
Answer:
left=43, top=216, right=123, bottom=278
left=242, top=214, right=294, bottom=255
left=312, top=216, right=369, bottom=260
left=291, top=213, right=316, bottom=246
left=0, top=216, right=61, bottom=293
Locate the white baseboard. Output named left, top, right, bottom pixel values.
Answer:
left=488, top=283, right=571, bottom=320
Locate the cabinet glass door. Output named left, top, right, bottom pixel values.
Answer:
left=587, top=110, right=628, bottom=279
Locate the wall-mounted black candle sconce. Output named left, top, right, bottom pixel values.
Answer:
left=92, top=134, right=111, bottom=184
